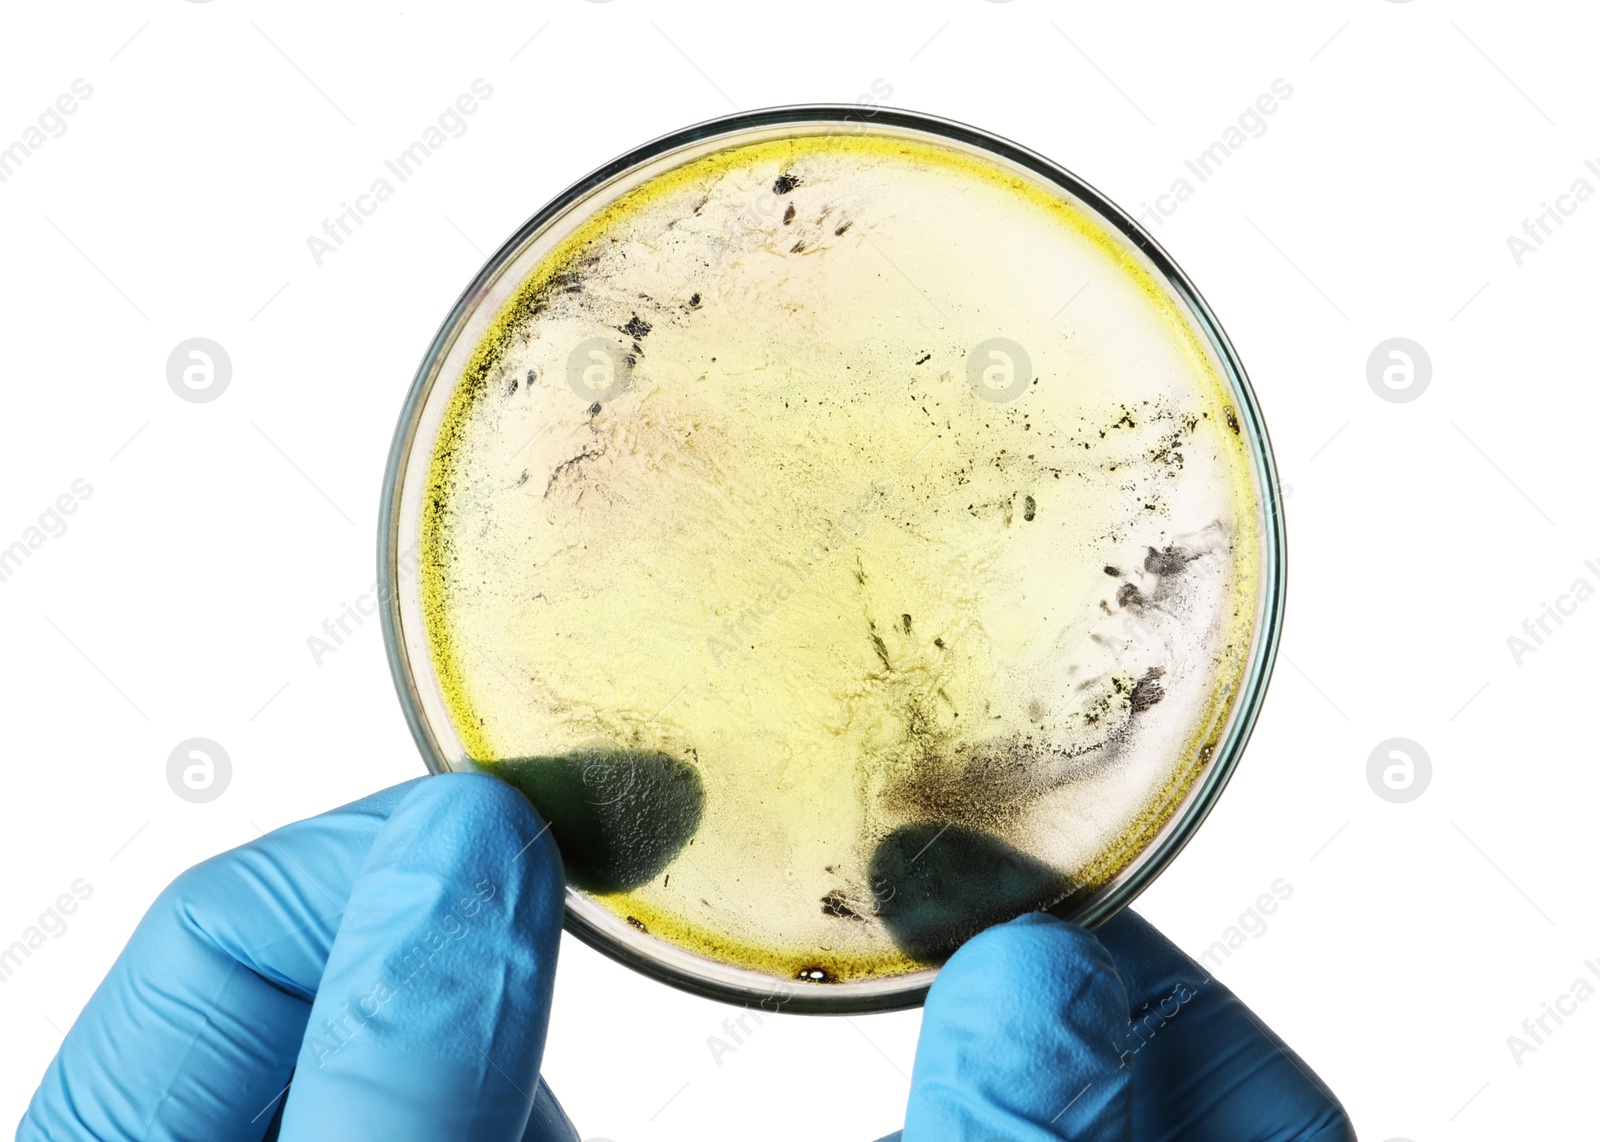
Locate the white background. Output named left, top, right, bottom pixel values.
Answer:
left=0, top=1, right=1594, bottom=1138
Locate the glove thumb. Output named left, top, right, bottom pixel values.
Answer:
left=902, top=913, right=1132, bottom=1142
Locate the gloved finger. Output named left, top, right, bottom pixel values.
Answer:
left=19, top=779, right=422, bottom=1141
left=276, top=772, right=563, bottom=1139
left=260, top=1073, right=578, bottom=1142
left=1095, top=909, right=1353, bottom=1142
left=902, top=913, right=1132, bottom=1142
left=18, top=774, right=565, bottom=1142
left=519, top=1076, right=582, bottom=1142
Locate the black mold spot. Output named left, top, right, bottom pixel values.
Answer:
left=548, top=270, right=585, bottom=295
left=773, top=172, right=801, bottom=194
left=871, top=631, right=891, bottom=669
left=821, top=892, right=864, bottom=920
left=782, top=203, right=796, bottom=224
left=1144, top=545, right=1198, bottom=576
left=545, top=443, right=604, bottom=498
left=620, top=314, right=652, bottom=339
left=1129, top=667, right=1165, bottom=713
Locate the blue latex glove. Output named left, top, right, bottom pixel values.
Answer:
left=17, top=774, right=580, bottom=1141
left=877, top=911, right=1355, bottom=1142
left=21, top=771, right=1353, bottom=1141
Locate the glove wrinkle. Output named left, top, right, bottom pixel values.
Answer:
left=1098, top=911, right=1355, bottom=1142
left=903, top=913, right=1132, bottom=1142
left=15, top=775, right=566, bottom=1142
left=276, top=774, right=563, bottom=1141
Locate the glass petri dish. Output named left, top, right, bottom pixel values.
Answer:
left=380, top=105, right=1286, bottom=1014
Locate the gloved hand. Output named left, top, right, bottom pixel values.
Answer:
left=875, top=910, right=1355, bottom=1142
left=17, top=773, right=581, bottom=1141
left=19, top=771, right=1354, bottom=1142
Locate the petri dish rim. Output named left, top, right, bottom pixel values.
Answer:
left=378, top=103, right=1288, bottom=1015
